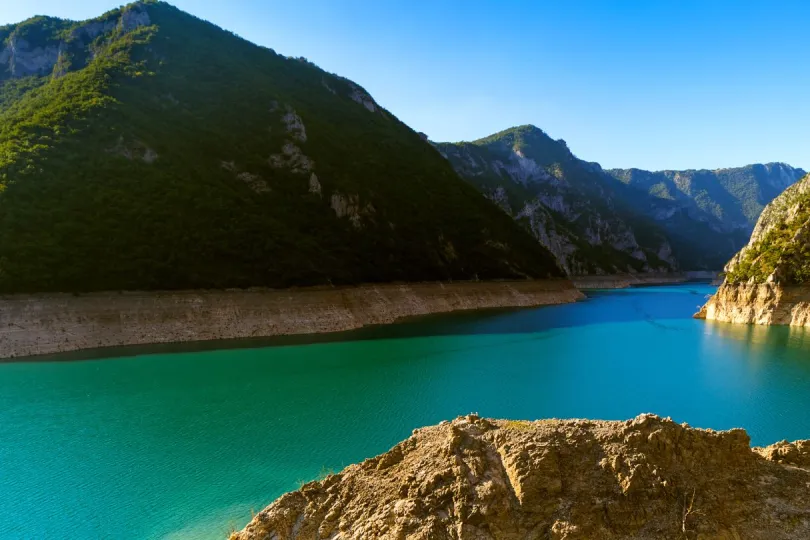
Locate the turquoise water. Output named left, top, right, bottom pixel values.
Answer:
left=2, top=284, right=810, bottom=539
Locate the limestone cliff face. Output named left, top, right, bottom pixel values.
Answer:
left=697, top=174, right=810, bottom=325
left=231, top=414, right=810, bottom=540
left=695, top=283, right=810, bottom=326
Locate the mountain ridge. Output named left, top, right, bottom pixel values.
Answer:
left=437, top=124, right=803, bottom=275
left=607, top=162, right=806, bottom=232
left=436, top=125, right=680, bottom=275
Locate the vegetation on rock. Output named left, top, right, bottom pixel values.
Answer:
left=724, top=173, right=810, bottom=285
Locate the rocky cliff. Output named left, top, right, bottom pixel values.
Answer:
left=697, top=173, right=810, bottom=325
left=231, top=414, right=810, bottom=540
left=0, top=9, right=151, bottom=83
left=0, top=280, right=582, bottom=359
left=695, top=282, right=810, bottom=326
left=435, top=127, right=678, bottom=276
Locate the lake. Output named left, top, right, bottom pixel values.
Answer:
left=1, top=284, right=809, bottom=539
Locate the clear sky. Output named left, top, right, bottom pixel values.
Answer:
left=2, top=1, right=809, bottom=171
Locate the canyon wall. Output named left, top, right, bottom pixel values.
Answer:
left=0, top=280, right=583, bottom=360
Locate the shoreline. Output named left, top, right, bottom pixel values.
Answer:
left=0, top=280, right=583, bottom=360
left=571, top=271, right=718, bottom=290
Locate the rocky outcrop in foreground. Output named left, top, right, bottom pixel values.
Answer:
left=231, top=414, right=810, bottom=540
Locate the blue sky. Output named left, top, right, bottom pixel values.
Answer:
left=3, top=1, right=809, bottom=170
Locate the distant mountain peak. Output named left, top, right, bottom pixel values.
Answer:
left=608, top=163, right=806, bottom=229
left=439, top=124, right=803, bottom=274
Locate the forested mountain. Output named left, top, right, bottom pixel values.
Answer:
left=0, top=1, right=563, bottom=293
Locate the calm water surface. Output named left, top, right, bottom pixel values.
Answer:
left=2, top=284, right=810, bottom=539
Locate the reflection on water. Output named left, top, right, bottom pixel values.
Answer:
left=702, top=319, right=810, bottom=378
left=705, top=319, right=810, bottom=351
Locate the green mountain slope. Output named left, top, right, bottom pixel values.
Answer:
left=0, top=2, right=563, bottom=293
left=724, top=173, right=810, bottom=285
